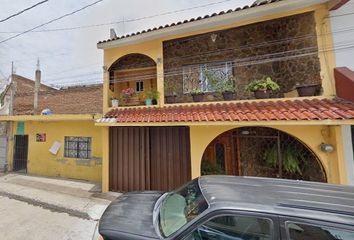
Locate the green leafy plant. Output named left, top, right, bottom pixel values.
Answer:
left=245, top=77, right=280, bottom=92
left=203, top=70, right=236, bottom=93
left=145, top=89, right=160, bottom=100
left=263, top=144, right=302, bottom=175
left=190, top=88, right=204, bottom=95
left=201, top=159, right=225, bottom=175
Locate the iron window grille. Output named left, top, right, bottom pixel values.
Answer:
left=182, top=61, right=233, bottom=93
left=64, top=137, right=91, bottom=159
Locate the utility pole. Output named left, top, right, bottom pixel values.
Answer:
left=9, top=61, right=14, bottom=116
left=34, top=59, right=41, bottom=114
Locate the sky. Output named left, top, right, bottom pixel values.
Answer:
left=0, top=0, right=353, bottom=91
left=0, top=0, right=254, bottom=88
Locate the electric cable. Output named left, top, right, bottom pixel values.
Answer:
left=0, top=0, right=49, bottom=23
left=0, top=0, right=104, bottom=44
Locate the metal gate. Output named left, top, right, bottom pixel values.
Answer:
left=13, top=135, right=28, bottom=172
left=109, top=126, right=191, bottom=192
left=0, top=136, right=7, bottom=171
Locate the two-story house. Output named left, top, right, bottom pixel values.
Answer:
left=96, top=0, right=354, bottom=192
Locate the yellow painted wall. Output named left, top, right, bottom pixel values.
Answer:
left=101, top=3, right=337, bottom=111
left=190, top=125, right=347, bottom=185
left=8, top=121, right=102, bottom=182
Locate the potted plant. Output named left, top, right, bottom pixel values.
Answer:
left=295, top=83, right=321, bottom=97
left=190, top=88, right=204, bottom=102
left=220, top=77, right=237, bottom=101
left=203, top=69, right=237, bottom=101
left=201, top=159, right=225, bottom=176
left=245, top=77, right=280, bottom=99
left=145, top=89, right=160, bottom=106
left=110, top=97, right=119, bottom=108
left=121, top=87, right=139, bottom=106
left=164, top=79, right=178, bottom=104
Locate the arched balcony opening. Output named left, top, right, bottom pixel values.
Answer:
left=108, top=54, right=157, bottom=107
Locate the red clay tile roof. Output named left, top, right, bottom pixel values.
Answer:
left=97, top=0, right=283, bottom=44
left=101, top=98, right=354, bottom=124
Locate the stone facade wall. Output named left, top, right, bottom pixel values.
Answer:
left=163, top=12, right=321, bottom=102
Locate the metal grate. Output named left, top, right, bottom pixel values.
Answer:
left=64, top=137, right=91, bottom=159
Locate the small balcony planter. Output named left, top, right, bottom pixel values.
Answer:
left=145, top=98, right=152, bottom=106
left=165, top=95, right=177, bottom=104
left=245, top=77, right=280, bottom=99
left=222, top=91, right=236, bottom=101
left=145, top=89, right=160, bottom=106
left=254, top=90, right=271, bottom=99
left=296, top=84, right=320, bottom=97
left=111, top=98, right=119, bottom=108
left=191, top=90, right=204, bottom=102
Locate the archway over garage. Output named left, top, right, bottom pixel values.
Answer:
left=201, top=127, right=327, bottom=182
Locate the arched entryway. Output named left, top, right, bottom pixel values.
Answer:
left=201, top=127, right=327, bottom=182
left=108, top=53, right=157, bottom=106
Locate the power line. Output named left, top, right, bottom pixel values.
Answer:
left=41, top=28, right=354, bottom=83
left=0, top=0, right=104, bottom=44
left=40, top=41, right=354, bottom=86
left=0, top=0, right=238, bottom=34
left=0, top=0, right=49, bottom=23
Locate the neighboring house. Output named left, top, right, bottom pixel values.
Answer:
left=96, top=0, right=354, bottom=192
left=0, top=84, right=10, bottom=172
left=0, top=73, right=103, bottom=182
left=330, top=0, right=354, bottom=184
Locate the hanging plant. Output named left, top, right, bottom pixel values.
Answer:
left=263, top=144, right=302, bottom=175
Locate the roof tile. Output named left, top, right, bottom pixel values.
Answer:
left=100, top=98, right=354, bottom=124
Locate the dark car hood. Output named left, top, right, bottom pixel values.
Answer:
left=99, top=191, right=164, bottom=240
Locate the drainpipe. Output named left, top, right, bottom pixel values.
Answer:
left=34, top=59, right=41, bottom=114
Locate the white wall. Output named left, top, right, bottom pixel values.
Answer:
left=330, top=1, right=354, bottom=69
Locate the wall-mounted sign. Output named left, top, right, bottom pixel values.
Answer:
left=49, top=141, right=61, bottom=155
left=36, top=133, right=46, bottom=142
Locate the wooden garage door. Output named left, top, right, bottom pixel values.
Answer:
left=150, top=127, right=191, bottom=191
left=109, top=126, right=191, bottom=192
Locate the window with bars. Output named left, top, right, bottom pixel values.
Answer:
left=182, top=61, right=233, bottom=93
left=64, top=137, right=91, bottom=159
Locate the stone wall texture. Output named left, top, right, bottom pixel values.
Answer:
left=163, top=12, right=321, bottom=102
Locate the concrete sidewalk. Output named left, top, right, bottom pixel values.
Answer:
left=0, top=173, right=118, bottom=220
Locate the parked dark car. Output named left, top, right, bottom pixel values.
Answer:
left=97, top=176, right=354, bottom=240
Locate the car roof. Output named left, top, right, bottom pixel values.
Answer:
left=198, top=176, right=354, bottom=224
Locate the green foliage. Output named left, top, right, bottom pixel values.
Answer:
left=201, top=159, right=225, bottom=175
left=263, top=144, right=302, bottom=175
left=245, top=77, right=280, bottom=92
left=145, top=89, right=160, bottom=100
left=203, top=70, right=236, bottom=93
left=190, top=88, right=204, bottom=95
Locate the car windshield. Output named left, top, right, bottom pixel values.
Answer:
left=158, top=179, right=208, bottom=237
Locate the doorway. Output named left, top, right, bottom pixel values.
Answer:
left=202, top=127, right=326, bottom=182
left=13, top=135, right=28, bottom=172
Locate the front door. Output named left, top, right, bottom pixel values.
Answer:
left=13, top=135, right=28, bottom=172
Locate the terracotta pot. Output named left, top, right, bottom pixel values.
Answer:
left=165, top=95, right=177, bottom=104
left=296, top=84, right=319, bottom=97
left=222, top=91, right=235, bottom=101
left=254, top=90, right=271, bottom=99
left=192, top=93, right=204, bottom=102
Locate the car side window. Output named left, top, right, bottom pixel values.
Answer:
left=286, top=222, right=354, bottom=240
left=186, top=215, right=273, bottom=240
